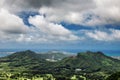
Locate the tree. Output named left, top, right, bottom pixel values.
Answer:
left=106, top=72, right=120, bottom=80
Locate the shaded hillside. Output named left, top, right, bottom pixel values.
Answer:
left=0, top=50, right=120, bottom=75
left=106, top=72, right=120, bottom=80
left=0, top=50, right=49, bottom=72
left=57, top=51, right=120, bottom=72
left=0, top=50, right=71, bottom=62
left=6, top=50, right=41, bottom=61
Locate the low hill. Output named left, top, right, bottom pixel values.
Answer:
left=57, top=51, right=120, bottom=73
left=0, top=50, right=120, bottom=76
left=0, top=50, right=48, bottom=73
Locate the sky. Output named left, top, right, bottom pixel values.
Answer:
left=0, top=0, right=120, bottom=54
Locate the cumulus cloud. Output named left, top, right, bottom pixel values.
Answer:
left=11, top=15, right=80, bottom=43
left=39, top=0, right=95, bottom=24
left=0, top=8, right=31, bottom=43
left=86, top=29, right=120, bottom=41
left=28, top=15, right=80, bottom=42
left=38, top=0, right=120, bottom=26
left=0, top=0, right=120, bottom=44
left=0, top=7, right=79, bottom=43
left=0, top=8, right=28, bottom=34
left=84, top=0, right=120, bottom=26
left=2, top=0, right=52, bottom=11
left=2, top=0, right=120, bottom=26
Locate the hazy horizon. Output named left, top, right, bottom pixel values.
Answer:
left=0, top=48, right=120, bottom=57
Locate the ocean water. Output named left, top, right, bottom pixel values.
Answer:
left=0, top=49, right=120, bottom=57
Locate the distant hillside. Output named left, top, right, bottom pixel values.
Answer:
left=39, top=50, right=74, bottom=61
left=111, top=56, right=120, bottom=60
left=57, top=51, right=120, bottom=72
left=0, top=50, right=120, bottom=75
left=0, top=50, right=48, bottom=71
left=6, top=50, right=41, bottom=61
left=0, top=50, right=72, bottom=72
left=2, top=50, right=72, bottom=61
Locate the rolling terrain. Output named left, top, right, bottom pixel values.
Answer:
left=0, top=50, right=120, bottom=80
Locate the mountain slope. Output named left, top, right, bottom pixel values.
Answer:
left=7, top=50, right=40, bottom=60
left=0, top=50, right=48, bottom=72
left=39, top=51, right=73, bottom=60
left=57, top=51, right=120, bottom=72
left=0, top=50, right=120, bottom=80
left=0, top=50, right=120, bottom=74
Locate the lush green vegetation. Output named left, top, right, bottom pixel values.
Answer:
left=106, top=72, right=120, bottom=80
left=0, top=50, right=120, bottom=80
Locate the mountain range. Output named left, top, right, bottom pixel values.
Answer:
left=0, top=50, right=120, bottom=79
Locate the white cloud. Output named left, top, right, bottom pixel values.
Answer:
left=0, top=0, right=4, bottom=7
left=0, top=0, right=120, bottom=44
left=28, top=15, right=80, bottom=42
left=85, top=0, right=120, bottom=26
left=2, top=0, right=120, bottom=26
left=86, top=29, right=120, bottom=41
left=0, top=8, right=31, bottom=43
left=0, top=8, right=29, bottom=34
left=0, top=7, right=80, bottom=43
left=39, top=0, right=120, bottom=26
left=39, top=5, right=90, bottom=24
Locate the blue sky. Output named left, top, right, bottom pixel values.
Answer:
left=0, top=0, right=120, bottom=55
